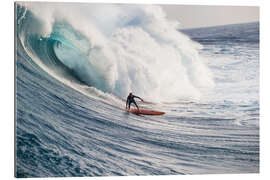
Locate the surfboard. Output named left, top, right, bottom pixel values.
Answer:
left=127, top=108, right=165, bottom=115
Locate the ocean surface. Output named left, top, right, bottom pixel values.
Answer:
left=15, top=2, right=259, bottom=178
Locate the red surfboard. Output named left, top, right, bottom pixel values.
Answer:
left=127, top=108, right=165, bottom=115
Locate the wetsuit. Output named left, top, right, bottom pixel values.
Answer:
left=126, top=94, right=143, bottom=110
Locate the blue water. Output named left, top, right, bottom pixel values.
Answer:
left=15, top=3, right=259, bottom=178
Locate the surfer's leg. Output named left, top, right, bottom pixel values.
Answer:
left=128, top=101, right=131, bottom=109
left=133, top=101, right=139, bottom=110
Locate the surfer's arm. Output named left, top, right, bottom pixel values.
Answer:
left=134, top=96, right=143, bottom=101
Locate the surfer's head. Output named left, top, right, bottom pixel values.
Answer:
left=129, top=92, right=132, bottom=96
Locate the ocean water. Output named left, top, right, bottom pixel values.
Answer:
left=15, top=2, right=259, bottom=178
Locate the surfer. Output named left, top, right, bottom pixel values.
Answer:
left=126, top=93, right=143, bottom=110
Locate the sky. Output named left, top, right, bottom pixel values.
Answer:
left=161, top=5, right=259, bottom=29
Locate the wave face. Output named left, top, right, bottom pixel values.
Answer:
left=16, top=2, right=214, bottom=102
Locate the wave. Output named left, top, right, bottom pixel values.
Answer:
left=16, top=2, right=215, bottom=102
left=181, top=22, right=259, bottom=45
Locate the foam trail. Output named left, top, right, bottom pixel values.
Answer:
left=18, top=2, right=215, bottom=102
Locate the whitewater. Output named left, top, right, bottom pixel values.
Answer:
left=15, top=2, right=259, bottom=177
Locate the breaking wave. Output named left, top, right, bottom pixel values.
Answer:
left=16, top=2, right=214, bottom=102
